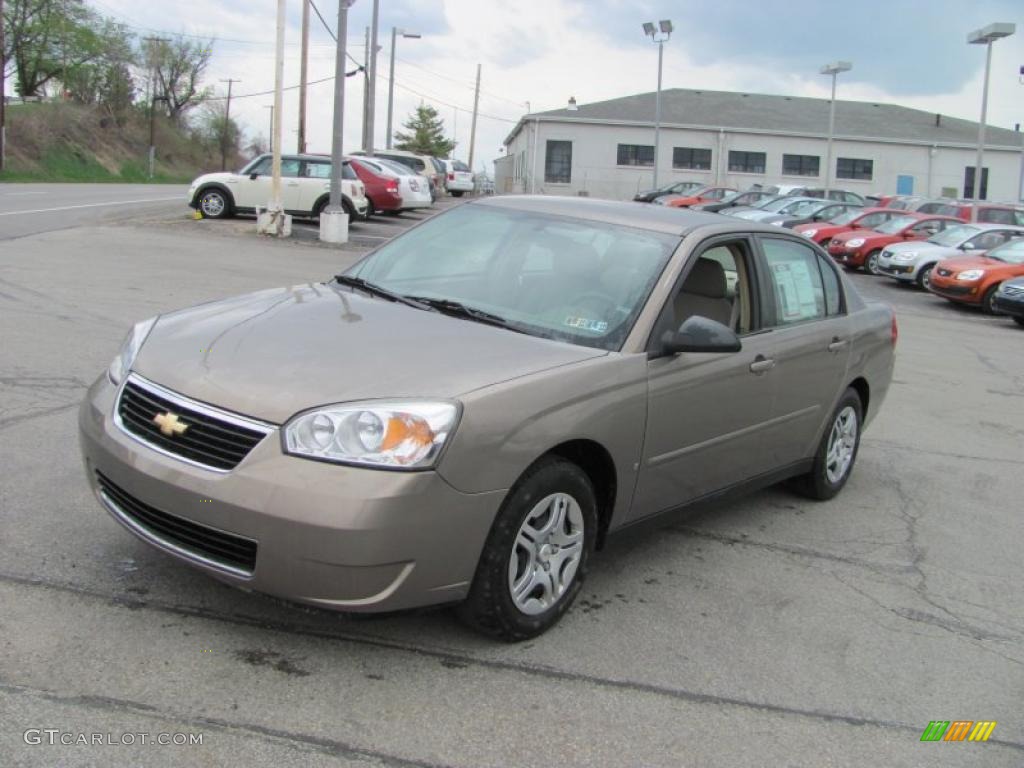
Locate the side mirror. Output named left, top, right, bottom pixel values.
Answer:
left=249, top=172, right=259, bottom=180
left=660, top=315, right=741, bottom=356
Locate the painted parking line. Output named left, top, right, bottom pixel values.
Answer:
left=0, top=197, right=181, bottom=216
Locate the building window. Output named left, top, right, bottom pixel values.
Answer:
left=728, top=151, right=766, bottom=174
left=616, top=144, right=654, bottom=167
left=545, top=140, right=572, bottom=183
left=672, top=147, right=712, bottom=170
left=782, top=154, right=820, bottom=177
left=836, top=157, right=873, bottom=181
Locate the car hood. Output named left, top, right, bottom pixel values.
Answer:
left=190, top=171, right=238, bottom=186
left=936, top=256, right=1016, bottom=272
left=834, top=228, right=889, bottom=242
left=132, top=283, right=607, bottom=424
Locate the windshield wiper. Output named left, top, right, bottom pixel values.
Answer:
left=403, top=296, right=528, bottom=334
left=334, top=275, right=433, bottom=311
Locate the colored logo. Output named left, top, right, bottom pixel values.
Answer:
left=920, top=721, right=996, bottom=742
left=153, top=411, right=189, bottom=437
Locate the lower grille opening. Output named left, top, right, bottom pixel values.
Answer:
left=96, top=471, right=257, bottom=575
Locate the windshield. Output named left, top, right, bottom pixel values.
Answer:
left=789, top=200, right=830, bottom=216
left=875, top=216, right=918, bottom=234
left=778, top=198, right=813, bottom=214
left=986, top=239, right=1024, bottom=264
left=929, top=225, right=980, bottom=246
left=830, top=210, right=861, bottom=225
left=758, top=197, right=797, bottom=212
left=346, top=205, right=678, bottom=351
left=375, top=158, right=417, bottom=176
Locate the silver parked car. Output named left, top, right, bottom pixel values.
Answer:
left=876, top=223, right=1024, bottom=289
left=79, top=197, right=896, bottom=640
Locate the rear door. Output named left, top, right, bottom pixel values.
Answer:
left=752, top=236, right=851, bottom=467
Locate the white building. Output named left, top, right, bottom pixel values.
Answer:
left=497, top=88, right=1024, bottom=203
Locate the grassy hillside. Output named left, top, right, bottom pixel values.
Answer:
left=0, top=102, right=232, bottom=183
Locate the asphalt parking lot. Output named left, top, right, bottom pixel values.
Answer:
left=1, top=190, right=1023, bottom=767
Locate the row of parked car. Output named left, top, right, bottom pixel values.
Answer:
left=634, top=181, right=1024, bottom=327
left=187, top=149, right=474, bottom=223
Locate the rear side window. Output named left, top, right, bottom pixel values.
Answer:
left=760, top=238, right=828, bottom=326
left=980, top=208, right=1014, bottom=225
left=453, top=160, right=471, bottom=172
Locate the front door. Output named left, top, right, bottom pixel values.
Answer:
left=630, top=237, right=779, bottom=522
left=233, top=156, right=304, bottom=211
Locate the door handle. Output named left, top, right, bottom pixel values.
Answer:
left=286, top=181, right=299, bottom=187
left=749, top=356, right=775, bottom=374
left=828, top=337, right=849, bottom=353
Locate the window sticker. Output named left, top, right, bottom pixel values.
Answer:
left=771, top=261, right=819, bottom=321
left=564, top=316, right=608, bottom=333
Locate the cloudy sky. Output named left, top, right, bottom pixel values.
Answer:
left=87, top=0, right=1024, bottom=172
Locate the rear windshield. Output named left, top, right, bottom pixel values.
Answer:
left=452, top=160, right=471, bottom=172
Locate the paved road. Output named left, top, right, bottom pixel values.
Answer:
left=1, top=206, right=1022, bottom=767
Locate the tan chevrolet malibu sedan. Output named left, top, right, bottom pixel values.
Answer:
left=79, top=196, right=896, bottom=640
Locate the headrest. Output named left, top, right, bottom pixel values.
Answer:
left=682, top=258, right=726, bottom=299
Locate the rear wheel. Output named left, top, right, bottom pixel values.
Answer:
left=865, top=250, right=882, bottom=276
left=198, top=188, right=231, bottom=219
left=981, top=284, right=1000, bottom=315
left=457, top=457, right=596, bottom=641
left=916, top=264, right=935, bottom=290
left=451, top=190, right=464, bottom=197
left=789, top=388, right=863, bottom=500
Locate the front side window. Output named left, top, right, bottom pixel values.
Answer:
left=673, top=147, right=712, bottom=170
left=348, top=205, right=678, bottom=351
left=545, top=141, right=572, bottom=183
left=617, top=144, right=654, bottom=167
left=665, top=241, right=754, bottom=338
left=836, top=157, right=873, bottom=181
left=728, top=151, right=766, bottom=174
left=782, top=154, right=820, bottom=177
left=761, top=238, right=829, bottom=326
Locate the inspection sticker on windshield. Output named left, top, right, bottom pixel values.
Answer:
left=564, top=316, right=608, bottom=333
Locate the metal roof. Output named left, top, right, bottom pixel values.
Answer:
left=507, top=88, right=1024, bottom=150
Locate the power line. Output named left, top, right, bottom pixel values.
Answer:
left=308, top=0, right=363, bottom=69
left=394, top=55, right=526, bottom=108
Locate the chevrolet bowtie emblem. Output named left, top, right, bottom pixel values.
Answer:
left=153, top=411, right=189, bottom=437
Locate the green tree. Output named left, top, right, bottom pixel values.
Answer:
left=393, top=104, right=455, bottom=157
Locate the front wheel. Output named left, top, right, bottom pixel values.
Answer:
left=865, top=250, right=882, bottom=276
left=451, top=190, right=464, bottom=197
left=197, top=188, right=230, bottom=219
left=457, top=458, right=596, bottom=641
left=981, top=284, right=1000, bottom=315
left=789, top=388, right=863, bottom=500
left=916, top=264, right=935, bottom=290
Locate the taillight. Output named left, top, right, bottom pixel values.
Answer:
left=386, top=181, right=398, bottom=192
left=448, top=172, right=455, bottom=181
left=891, top=314, right=898, bottom=348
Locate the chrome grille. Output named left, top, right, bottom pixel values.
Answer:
left=96, top=471, right=257, bottom=575
left=116, top=375, right=272, bottom=472
left=1001, top=284, right=1024, bottom=297
left=937, top=268, right=953, bottom=277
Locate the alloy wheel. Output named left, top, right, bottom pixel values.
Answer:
left=825, top=406, right=858, bottom=484
left=200, top=192, right=225, bottom=217
left=508, top=492, right=584, bottom=615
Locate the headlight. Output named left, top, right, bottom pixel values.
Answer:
left=846, top=238, right=865, bottom=248
left=770, top=220, right=785, bottom=227
left=892, top=252, right=916, bottom=261
left=957, top=269, right=984, bottom=281
left=284, top=401, right=459, bottom=469
left=801, top=229, right=818, bottom=238
left=107, top=317, right=158, bottom=385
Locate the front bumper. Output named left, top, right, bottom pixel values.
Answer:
left=927, top=278, right=978, bottom=302
left=828, top=244, right=867, bottom=266
left=877, top=258, right=916, bottom=281
left=78, top=375, right=504, bottom=612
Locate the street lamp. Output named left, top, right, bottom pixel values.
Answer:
left=386, top=27, right=421, bottom=150
left=642, top=19, right=672, bottom=188
left=967, top=22, right=1015, bottom=221
left=820, top=60, right=852, bottom=197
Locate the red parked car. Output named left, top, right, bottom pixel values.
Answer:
left=928, top=237, right=1024, bottom=313
left=350, top=157, right=403, bottom=215
left=794, top=207, right=906, bottom=247
left=925, top=202, right=1024, bottom=225
left=660, top=186, right=736, bottom=208
left=827, top=213, right=962, bottom=274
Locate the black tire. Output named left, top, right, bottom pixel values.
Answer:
left=789, top=388, right=863, bottom=501
left=342, top=199, right=356, bottom=219
left=864, top=250, right=882, bottom=276
left=1013, top=316, right=1024, bottom=327
left=197, top=187, right=231, bottom=219
left=312, top=197, right=328, bottom=219
left=981, top=284, right=1000, bottom=315
left=451, top=190, right=464, bottom=198
left=916, top=264, right=935, bottom=290
left=457, top=457, right=597, bottom=641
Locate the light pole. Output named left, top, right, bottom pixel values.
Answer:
left=967, top=23, right=1015, bottom=220
left=642, top=20, right=672, bottom=189
left=386, top=27, right=421, bottom=150
left=820, top=61, right=851, bottom=197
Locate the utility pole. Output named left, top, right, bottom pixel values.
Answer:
left=142, top=36, right=170, bottom=179
left=257, top=0, right=289, bottom=237
left=364, top=0, right=380, bottom=155
left=1, top=0, right=6, bottom=172
left=361, top=26, right=370, bottom=151
left=61, top=0, right=68, bottom=100
left=264, top=105, right=274, bottom=152
left=219, top=78, right=239, bottom=171
left=468, top=63, right=481, bottom=171
left=321, top=0, right=354, bottom=243
left=298, top=0, right=310, bottom=153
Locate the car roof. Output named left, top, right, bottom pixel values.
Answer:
left=471, top=195, right=796, bottom=237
